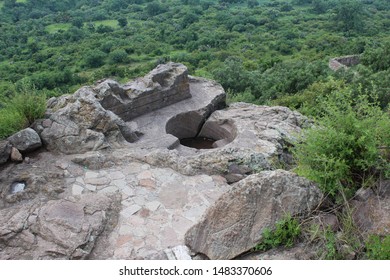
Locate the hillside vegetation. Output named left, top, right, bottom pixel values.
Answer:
left=0, top=0, right=389, bottom=259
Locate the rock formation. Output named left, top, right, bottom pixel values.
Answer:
left=0, top=141, right=11, bottom=164
left=0, top=193, right=120, bottom=259
left=329, top=55, right=360, bottom=71
left=7, top=128, right=42, bottom=153
left=184, top=170, right=323, bottom=260
left=7, top=62, right=380, bottom=260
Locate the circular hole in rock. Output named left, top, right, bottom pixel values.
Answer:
left=10, top=181, right=27, bottom=194
left=166, top=111, right=237, bottom=150
left=180, top=137, right=216, bottom=149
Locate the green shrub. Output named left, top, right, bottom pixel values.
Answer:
left=293, top=89, right=390, bottom=198
left=0, top=108, right=27, bottom=139
left=365, top=235, right=390, bottom=260
left=10, top=83, right=47, bottom=125
left=254, top=215, right=301, bottom=252
left=0, top=82, right=46, bottom=139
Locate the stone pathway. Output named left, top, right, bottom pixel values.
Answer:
left=65, top=160, right=230, bottom=259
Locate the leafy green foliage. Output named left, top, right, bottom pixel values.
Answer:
left=0, top=82, right=46, bottom=139
left=293, top=89, right=390, bottom=198
left=0, top=0, right=389, bottom=104
left=365, top=235, right=390, bottom=260
left=84, top=50, right=106, bottom=68
left=0, top=108, right=27, bottom=139
left=334, top=0, right=365, bottom=33
left=254, top=215, right=301, bottom=252
left=9, top=82, right=47, bottom=126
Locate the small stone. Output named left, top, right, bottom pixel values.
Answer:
left=72, top=184, right=84, bottom=196
left=24, top=157, right=30, bottom=164
left=55, top=160, right=69, bottom=170
left=138, top=208, right=151, bottom=218
left=112, top=179, right=127, bottom=189
left=109, top=171, right=125, bottom=180
left=139, top=179, right=155, bottom=189
left=165, top=245, right=192, bottom=260
left=145, top=201, right=161, bottom=212
left=121, top=205, right=142, bottom=218
left=85, top=171, right=100, bottom=179
left=121, top=187, right=135, bottom=197
left=98, top=186, right=118, bottom=194
left=10, top=147, right=23, bottom=162
left=85, top=184, right=97, bottom=192
left=137, top=170, right=153, bottom=180
left=84, top=177, right=111, bottom=185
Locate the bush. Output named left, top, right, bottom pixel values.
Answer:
left=84, top=50, right=106, bottom=68
left=0, top=108, right=27, bottom=139
left=0, top=82, right=46, bottom=139
left=109, top=49, right=128, bottom=64
left=365, top=235, right=390, bottom=260
left=293, top=89, right=390, bottom=198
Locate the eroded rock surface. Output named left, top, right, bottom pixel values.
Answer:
left=185, top=170, right=322, bottom=260
left=33, top=63, right=192, bottom=154
left=0, top=193, right=120, bottom=259
left=97, top=63, right=191, bottom=121
left=0, top=63, right=328, bottom=260
left=0, top=140, right=11, bottom=164
left=137, top=103, right=309, bottom=182
left=351, top=183, right=390, bottom=236
left=7, top=128, right=42, bottom=153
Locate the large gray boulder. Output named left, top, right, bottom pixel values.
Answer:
left=185, top=170, right=323, bottom=260
left=0, top=140, right=11, bottom=164
left=38, top=87, right=132, bottom=154
left=0, top=193, right=120, bottom=259
left=7, top=128, right=42, bottom=153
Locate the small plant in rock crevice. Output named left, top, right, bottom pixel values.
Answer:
left=253, top=215, right=301, bottom=252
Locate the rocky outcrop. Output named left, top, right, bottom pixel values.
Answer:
left=0, top=193, right=120, bottom=259
left=36, top=87, right=134, bottom=154
left=7, top=128, right=42, bottom=153
left=97, top=63, right=191, bottom=121
left=142, top=103, right=309, bottom=182
left=0, top=140, right=11, bottom=164
left=329, top=55, right=360, bottom=71
left=4, top=63, right=368, bottom=261
left=32, top=63, right=198, bottom=155
left=185, top=170, right=322, bottom=260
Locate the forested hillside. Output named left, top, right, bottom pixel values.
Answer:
left=0, top=0, right=389, bottom=260
left=0, top=0, right=389, bottom=107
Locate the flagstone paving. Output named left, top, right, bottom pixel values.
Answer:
left=65, top=160, right=230, bottom=259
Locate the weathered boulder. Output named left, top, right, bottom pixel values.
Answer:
left=0, top=193, right=120, bottom=259
left=185, top=170, right=322, bottom=259
left=7, top=128, right=42, bottom=153
left=97, top=62, right=191, bottom=121
left=351, top=184, right=390, bottom=237
left=37, top=87, right=135, bottom=154
left=0, top=140, right=11, bottom=164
